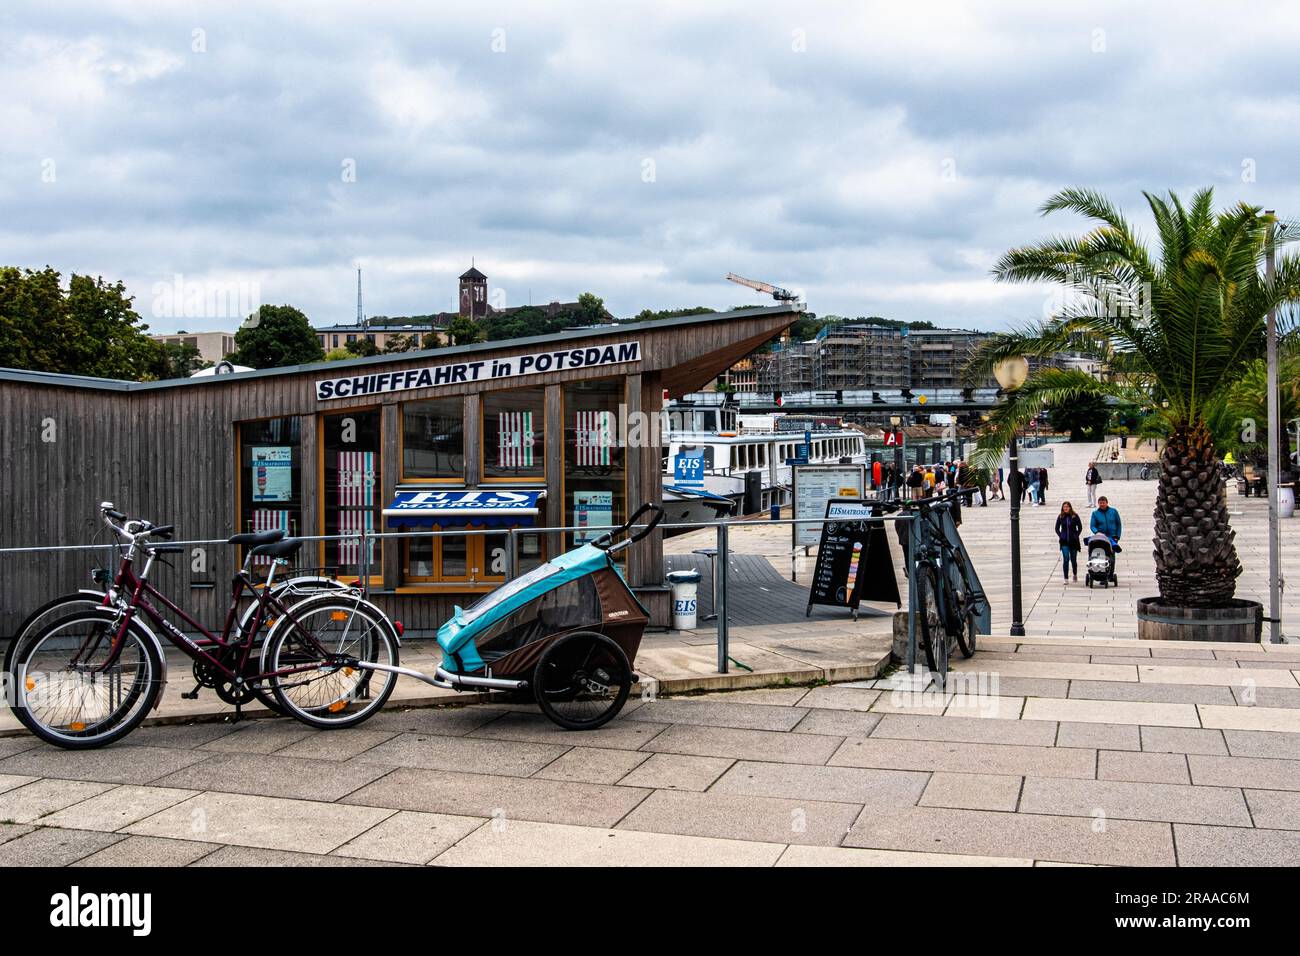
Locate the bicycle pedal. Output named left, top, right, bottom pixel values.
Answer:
left=181, top=687, right=201, bottom=700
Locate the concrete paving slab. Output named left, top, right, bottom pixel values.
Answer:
left=777, top=843, right=1033, bottom=866
left=532, top=747, right=650, bottom=785
left=919, top=772, right=1022, bottom=811
left=0, top=778, right=116, bottom=823
left=0, top=773, right=39, bottom=795
left=704, top=687, right=811, bottom=706
left=871, top=714, right=1058, bottom=747
left=975, top=677, right=1071, bottom=699
left=616, top=753, right=734, bottom=791
left=830, top=736, right=1096, bottom=779
left=126, top=791, right=393, bottom=854
left=711, top=760, right=928, bottom=806
left=469, top=712, right=671, bottom=751
left=332, top=810, right=485, bottom=864
left=1188, top=754, right=1300, bottom=791
left=794, top=686, right=882, bottom=713
left=39, top=785, right=199, bottom=832
left=1222, top=730, right=1300, bottom=760
left=355, top=732, right=568, bottom=778
left=361, top=704, right=510, bottom=736
left=342, top=767, right=650, bottom=828
left=152, top=751, right=393, bottom=801
left=1140, top=726, right=1228, bottom=755
left=1199, top=704, right=1300, bottom=734
left=192, top=846, right=396, bottom=866
left=1023, top=697, right=1200, bottom=728
left=72, top=835, right=217, bottom=867
left=617, top=789, right=861, bottom=847
left=0, top=738, right=40, bottom=759
left=1069, top=680, right=1235, bottom=705
left=0, top=744, right=211, bottom=785
left=950, top=659, right=1139, bottom=682
left=1098, top=750, right=1190, bottom=784
left=1244, top=790, right=1300, bottom=831
left=0, top=827, right=123, bottom=866
left=1056, top=722, right=1141, bottom=751
left=121, top=722, right=239, bottom=750
left=792, top=709, right=882, bottom=737
left=1230, top=687, right=1300, bottom=709
left=844, top=805, right=1176, bottom=866
left=1139, top=665, right=1298, bottom=688
left=1019, top=777, right=1250, bottom=826
left=641, top=724, right=842, bottom=765
left=435, top=818, right=785, bottom=867
left=197, top=721, right=314, bottom=754
left=271, top=730, right=399, bottom=762
left=1174, top=823, right=1300, bottom=866
left=627, top=698, right=808, bottom=731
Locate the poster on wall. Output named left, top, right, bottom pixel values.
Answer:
left=499, top=411, right=535, bottom=468
left=337, top=450, right=376, bottom=569
left=576, top=410, right=614, bottom=467
left=250, top=446, right=293, bottom=502
left=574, top=490, right=613, bottom=543
left=251, top=509, right=292, bottom=565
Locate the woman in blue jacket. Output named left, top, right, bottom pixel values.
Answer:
left=1055, top=501, right=1082, bottom=582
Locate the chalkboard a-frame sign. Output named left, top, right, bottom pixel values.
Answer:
left=806, top=498, right=901, bottom=620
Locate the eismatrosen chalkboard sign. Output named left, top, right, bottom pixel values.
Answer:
left=807, top=499, right=901, bottom=619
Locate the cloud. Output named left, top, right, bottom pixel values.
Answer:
left=1, top=0, right=1299, bottom=332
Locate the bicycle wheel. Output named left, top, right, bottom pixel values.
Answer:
left=914, top=565, right=944, bottom=676
left=533, top=631, right=632, bottom=731
left=263, top=598, right=399, bottom=729
left=10, top=611, right=162, bottom=749
left=944, top=556, right=978, bottom=658
left=4, top=592, right=111, bottom=678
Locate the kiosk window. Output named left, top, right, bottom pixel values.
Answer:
left=323, top=410, right=382, bottom=581
left=403, top=398, right=464, bottom=480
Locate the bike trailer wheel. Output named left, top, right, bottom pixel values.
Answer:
left=533, top=631, right=632, bottom=731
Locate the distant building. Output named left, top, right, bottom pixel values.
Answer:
left=815, top=324, right=909, bottom=389
left=315, top=264, right=587, bottom=351
left=150, top=331, right=237, bottom=364
left=906, top=328, right=993, bottom=390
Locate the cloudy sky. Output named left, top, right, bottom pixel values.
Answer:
left=3, top=1, right=1299, bottom=333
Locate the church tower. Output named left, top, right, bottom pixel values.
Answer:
left=458, top=263, right=488, bottom=321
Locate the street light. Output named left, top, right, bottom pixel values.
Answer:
left=889, top=414, right=904, bottom=501
left=994, top=355, right=1029, bottom=637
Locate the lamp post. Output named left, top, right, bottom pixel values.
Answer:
left=994, top=356, right=1029, bottom=637
left=890, top=414, right=904, bottom=500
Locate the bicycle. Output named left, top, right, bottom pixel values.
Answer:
left=7, top=504, right=401, bottom=749
left=3, top=511, right=353, bottom=714
left=886, top=490, right=987, bottom=685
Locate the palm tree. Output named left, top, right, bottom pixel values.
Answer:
left=968, top=188, right=1300, bottom=607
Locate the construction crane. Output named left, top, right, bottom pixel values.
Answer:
left=725, top=272, right=801, bottom=302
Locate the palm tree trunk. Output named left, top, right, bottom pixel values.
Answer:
left=1153, top=420, right=1242, bottom=606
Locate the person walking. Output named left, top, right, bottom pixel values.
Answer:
left=1028, top=467, right=1042, bottom=506
left=906, top=464, right=924, bottom=499
left=872, top=458, right=883, bottom=493
left=1085, top=461, right=1103, bottom=507
left=1038, top=466, right=1050, bottom=505
left=1089, top=496, right=1123, bottom=557
left=1055, top=501, right=1082, bottom=582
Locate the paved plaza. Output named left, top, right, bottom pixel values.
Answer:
left=1, top=441, right=1298, bottom=866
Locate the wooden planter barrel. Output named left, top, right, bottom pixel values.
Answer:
left=1136, top=597, right=1263, bottom=643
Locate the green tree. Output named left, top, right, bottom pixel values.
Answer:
left=448, top=315, right=485, bottom=345
left=382, top=333, right=420, bottom=353
left=229, top=304, right=324, bottom=369
left=323, top=347, right=353, bottom=361
left=572, top=292, right=609, bottom=326
left=0, top=266, right=164, bottom=379
left=1046, top=393, right=1111, bottom=441
left=152, top=340, right=210, bottom=379
left=968, top=188, right=1300, bottom=608
left=344, top=337, right=379, bottom=358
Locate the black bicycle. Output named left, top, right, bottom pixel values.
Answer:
left=886, top=490, right=985, bottom=682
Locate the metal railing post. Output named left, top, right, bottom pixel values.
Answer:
left=716, top=520, right=729, bottom=674
left=506, top=527, right=517, bottom=580
left=906, top=514, right=917, bottom=674
left=359, top=527, right=370, bottom=600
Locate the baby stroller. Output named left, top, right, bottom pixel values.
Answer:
left=364, top=503, right=662, bottom=730
left=1084, top=533, right=1118, bottom=588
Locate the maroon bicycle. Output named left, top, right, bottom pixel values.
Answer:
left=7, top=503, right=401, bottom=749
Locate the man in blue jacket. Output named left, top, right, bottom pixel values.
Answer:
left=1089, top=496, right=1122, bottom=546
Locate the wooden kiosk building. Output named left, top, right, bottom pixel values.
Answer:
left=0, top=304, right=803, bottom=637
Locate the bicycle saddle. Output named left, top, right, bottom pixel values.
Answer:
left=229, top=528, right=287, bottom=547
left=249, top=538, right=303, bottom=560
